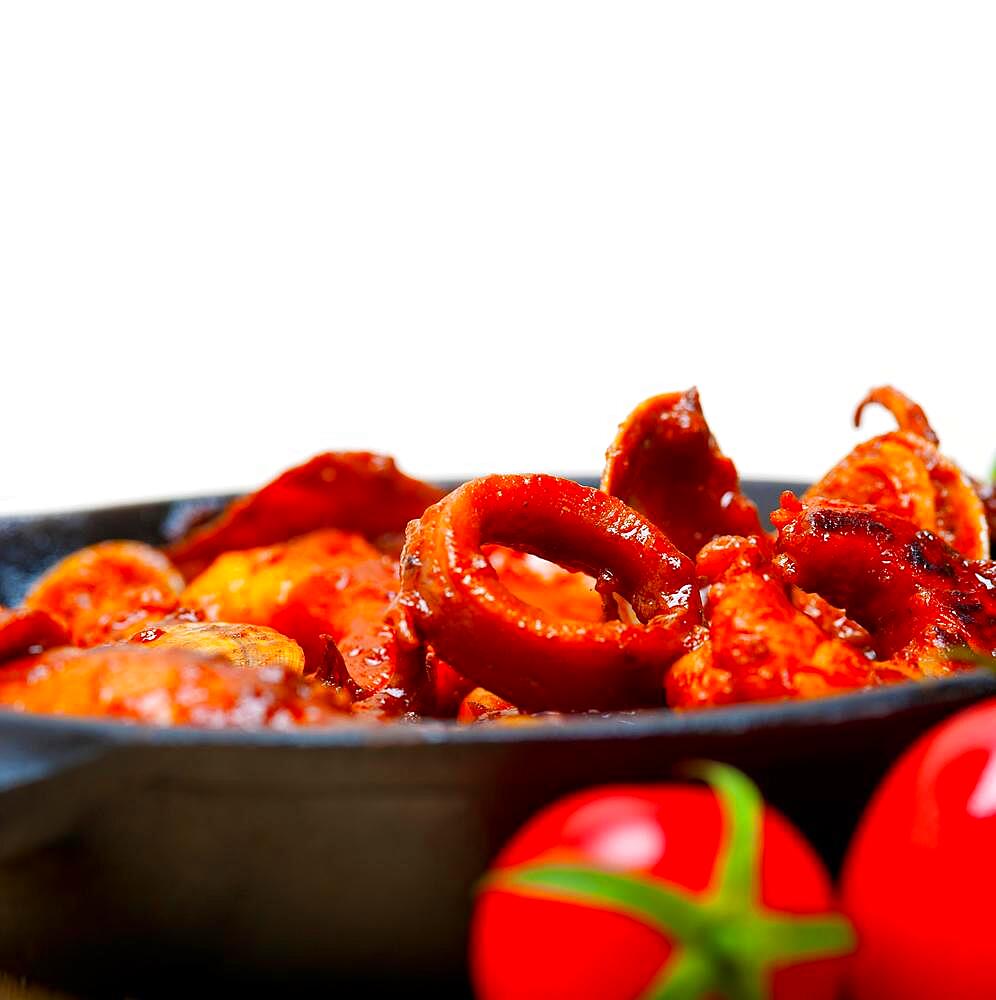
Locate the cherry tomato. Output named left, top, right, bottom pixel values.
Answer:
left=470, top=764, right=852, bottom=1000
left=843, top=697, right=996, bottom=1000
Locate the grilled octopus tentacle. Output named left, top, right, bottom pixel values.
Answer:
left=807, top=386, right=988, bottom=560
left=773, top=494, right=996, bottom=673
left=601, top=387, right=764, bottom=558
left=853, top=385, right=939, bottom=444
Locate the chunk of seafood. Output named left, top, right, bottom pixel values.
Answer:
left=773, top=494, right=996, bottom=673
left=807, top=387, right=988, bottom=560
left=423, top=546, right=605, bottom=715
left=182, top=531, right=387, bottom=662
left=182, top=529, right=420, bottom=715
left=457, top=687, right=520, bottom=723
left=130, top=619, right=306, bottom=674
left=400, top=474, right=701, bottom=712
left=977, top=476, right=996, bottom=559
left=166, top=452, right=445, bottom=579
left=853, top=385, right=939, bottom=444
left=0, top=646, right=351, bottom=728
left=25, top=541, right=184, bottom=646
left=602, top=388, right=764, bottom=558
left=0, top=607, right=69, bottom=664
left=666, top=536, right=884, bottom=709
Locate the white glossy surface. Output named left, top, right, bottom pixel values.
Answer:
left=1, top=2, right=993, bottom=514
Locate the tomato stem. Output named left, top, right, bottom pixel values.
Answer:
left=480, top=865, right=704, bottom=939
left=684, top=762, right=761, bottom=906
left=642, top=948, right=716, bottom=1000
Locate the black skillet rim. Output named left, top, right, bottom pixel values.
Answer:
left=0, top=669, right=993, bottom=750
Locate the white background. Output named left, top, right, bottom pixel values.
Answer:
left=1, top=2, right=993, bottom=514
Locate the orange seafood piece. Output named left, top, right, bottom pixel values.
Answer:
left=789, top=588, right=874, bottom=653
left=400, top=474, right=702, bottom=712
left=0, top=646, right=351, bottom=728
left=166, top=452, right=446, bottom=579
left=426, top=546, right=605, bottom=714
left=853, top=385, right=939, bottom=444
left=25, top=541, right=184, bottom=647
left=457, top=687, right=519, bottom=723
left=978, top=477, right=996, bottom=559
left=602, top=388, right=765, bottom=559
left=181, top=528, right=417, bottom=712
left=665, top=632, right=729, bottom=709
left=428, top=649, right=476, bottom=717
left=666, top=536, right=884, bottom=710
left=807, top=386, right=988, bottom=560
left=181, top=530, right=380, bottom=629
left=282, top=571, right=418, bottom=716
left=0, top=607, right=69, bottom=664
left=130, top=619, right=306, bottom=674
left=773, top=493, right=996, bottom=673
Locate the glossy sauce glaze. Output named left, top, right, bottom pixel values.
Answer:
left=0, top=386, right=991, bottom=727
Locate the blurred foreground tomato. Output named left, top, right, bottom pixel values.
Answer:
left=470, top=764, right=853, bottom=1000
left=843, top=697, right=996, bottom=1000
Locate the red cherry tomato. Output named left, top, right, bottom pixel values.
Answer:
left=843, top=697, right=996, bottom=1000
left=470, top=764, right=852, bottom=1000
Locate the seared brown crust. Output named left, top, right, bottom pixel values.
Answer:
left=773, top=494, right=996, bottom=671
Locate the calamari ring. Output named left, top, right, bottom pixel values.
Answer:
left=400, top=474, right=701, bottom=712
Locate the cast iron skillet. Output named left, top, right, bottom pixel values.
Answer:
left=0, top=480, right=992, bottom=998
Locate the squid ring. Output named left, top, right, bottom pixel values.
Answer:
left=400, top=474, right=701, bottom=711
